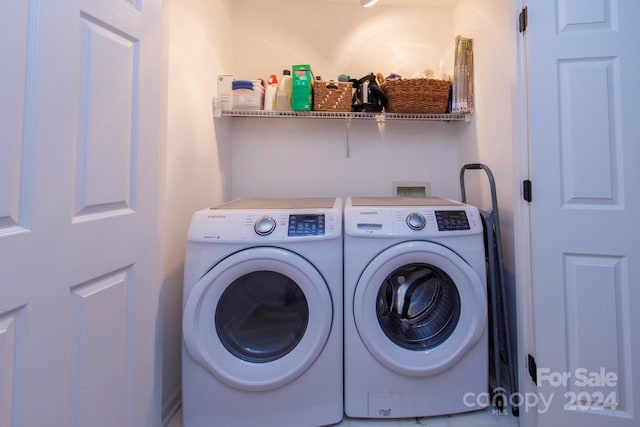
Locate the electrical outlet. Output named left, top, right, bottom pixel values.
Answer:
left=392, top=181, right=431, bottom=198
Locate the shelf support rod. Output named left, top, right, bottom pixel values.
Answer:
left=345, top=116, right=352, bottom=158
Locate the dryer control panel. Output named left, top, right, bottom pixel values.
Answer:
left=187, top=200, right=342, bottom=243
left=288, top=214, right=325, bottom=236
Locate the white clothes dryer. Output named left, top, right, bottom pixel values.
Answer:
left=344, top=197, right=488, bottom=418
left=182, top=198, right=343, bottom=427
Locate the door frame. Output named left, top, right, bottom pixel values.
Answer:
left=513, top=0, right=538, bottom=426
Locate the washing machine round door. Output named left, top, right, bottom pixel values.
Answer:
left=353, top=241, right=486, bottom=377
left=183, top=247, right=333, bottom=391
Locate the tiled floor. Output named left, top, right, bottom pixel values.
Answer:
left=168, top=407, right=519, bottom=427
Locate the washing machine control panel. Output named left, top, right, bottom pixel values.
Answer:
left=344, top=204, right=482, bottom=237
left=434, top=210, right=471, bottom=231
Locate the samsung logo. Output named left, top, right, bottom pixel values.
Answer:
left=207, top=215, right=226, bottom=219
left=359, top=211, right=378, bottom=215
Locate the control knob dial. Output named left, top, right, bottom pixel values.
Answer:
left=406, top=212, right=426, bottom=230
left=254, top=216, right=276, bottom=236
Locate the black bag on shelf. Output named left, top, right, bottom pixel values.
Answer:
left=350, top=73, right=387, bottom=112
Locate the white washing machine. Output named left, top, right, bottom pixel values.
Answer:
left=344, top=196, right=488, bottom=418
left=182, top=198, right=343, bottom=427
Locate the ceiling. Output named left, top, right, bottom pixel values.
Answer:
left=290, top=0, right=452, bottom=6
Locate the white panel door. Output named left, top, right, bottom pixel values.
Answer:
left=528, top=0, right=640, bottom=425
left=0, top=0, right=164, bottom=426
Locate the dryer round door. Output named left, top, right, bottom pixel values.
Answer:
left=353, top=241, right=486, bottom=377
left=183, top=247, right=333, bottom=391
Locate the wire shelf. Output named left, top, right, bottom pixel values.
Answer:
left=219, top=109, right=469, bottom=122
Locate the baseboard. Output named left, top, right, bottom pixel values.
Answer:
left=161, top=387, right=181, bottom=427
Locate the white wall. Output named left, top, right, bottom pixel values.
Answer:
left=231, top=118, right=462, bottom=199
left=453, top=0, right=520, bottom=390
left=161, top=0, right=234, bottom=421
left=233, top=0, right=455, bottom=82
left=454, top=0, right=518, bottom=266
left=229, top=0, right=470, bottom=200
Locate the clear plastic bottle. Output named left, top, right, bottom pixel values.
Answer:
left=275, top=69, right=292, bottom=111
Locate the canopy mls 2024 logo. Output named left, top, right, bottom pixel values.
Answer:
left=463, top=367, right=618, bottom=414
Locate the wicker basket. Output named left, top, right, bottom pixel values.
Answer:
left=313, top=81, right=353, bottom=112
left=382, top=78, right=451, bottom=114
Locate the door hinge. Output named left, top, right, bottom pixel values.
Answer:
left=528, top=354, right=538, bottom=385
left=519, top=6, right=528, bottom=33
left=523, top=179, right=532, bottom=202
